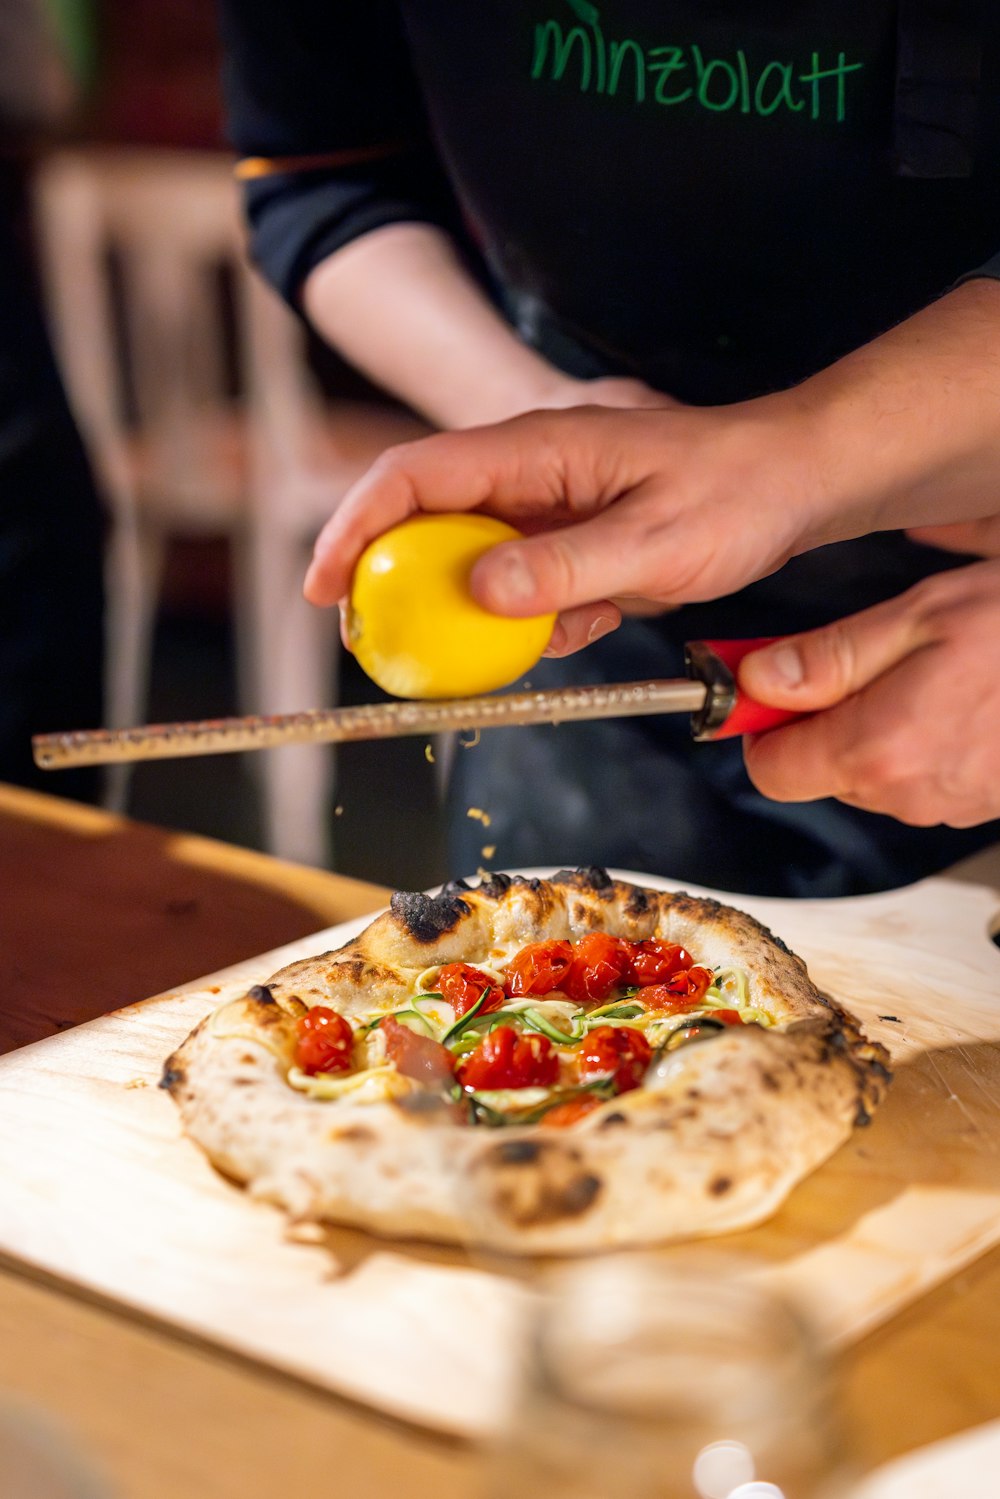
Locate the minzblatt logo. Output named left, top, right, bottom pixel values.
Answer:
left=531, top=1, right=864, bottom=122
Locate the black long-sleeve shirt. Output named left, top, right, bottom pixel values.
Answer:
left=219, top=0, right=1000, bottom=403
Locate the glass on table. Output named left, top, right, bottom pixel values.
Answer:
left=481, top=1253, right=857, bottom=1499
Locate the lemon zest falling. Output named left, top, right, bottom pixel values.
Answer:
left=467, top=807, right=492, bottom=827
left=424, top=743, right=436, bottom=764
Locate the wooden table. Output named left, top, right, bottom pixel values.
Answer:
left=1, top=782, right=998, bottom=1496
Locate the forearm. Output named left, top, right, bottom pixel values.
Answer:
left=302, top=222, right=585, bottom=429
left=774, top=277, right=1000, bottom=551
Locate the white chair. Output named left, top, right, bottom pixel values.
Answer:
left=31, top=147, right=429, bottom=866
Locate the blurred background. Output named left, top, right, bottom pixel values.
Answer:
left=4, top=0, right=445, bottom=890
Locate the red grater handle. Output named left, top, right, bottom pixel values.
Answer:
left=687, top=638, right=806, bottom=741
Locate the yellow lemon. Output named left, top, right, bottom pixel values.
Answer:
left=348, top=514, right=556, bottom=699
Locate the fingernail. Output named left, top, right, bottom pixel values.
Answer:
left=542, top=622, right=567, bottom=657
left=760, top=644, right=804, bottom=688
left=338, top=602, right=354, bottom=652
left=587, top=614, right=618, bottom=644
left=303, top=561, right=322, bottom=602
left=478, top=548, right=536, bottom=608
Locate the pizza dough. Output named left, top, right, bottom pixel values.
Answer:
left=161, top=868, right=891, bottom=1253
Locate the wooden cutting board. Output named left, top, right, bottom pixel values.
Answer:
left=0, top=869, right=998, bottom=1437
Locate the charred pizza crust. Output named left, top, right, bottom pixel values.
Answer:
left=162, top=868, right=890, bottom=1252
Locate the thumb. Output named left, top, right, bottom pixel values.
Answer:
left=737, top=600, right=927, bottom=710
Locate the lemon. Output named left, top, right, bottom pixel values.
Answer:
left=347, top=514, right=556, bottom=699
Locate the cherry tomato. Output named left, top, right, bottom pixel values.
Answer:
left=578, top=1025, right=652, bottom=1093
left=504, top=939, right=574, bottom=997
left=437, top=962, right=505, bottom=1019
left=381, top=1014, right=456, bottom=1083
left=625, top=939, right=692, bottom=986
left=639, top=965, right=714, bottom=1005
left=540, top=1093, right=604, bottom=1128
left=665, top=965, right=713, bottom=1001
left=636, top=984, right=701, bottom=1014
left=294, top=1006, right=354, bottom=1076
left=457, top=1025, right=559, bottom=1091
left=712, top=1009, right=744, bottom=1026
left=563, top=933, right=631, bottom=1004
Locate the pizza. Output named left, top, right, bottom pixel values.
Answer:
left=161, top=867, right=891, bottom=1253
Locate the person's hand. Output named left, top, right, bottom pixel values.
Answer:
left=305, top=399, right=824, bottom=654
left=543, top=374, right=680, bottom=413
left=307, top=401, right=817, bottom=653
left=304, top=279, right=1000, bottom=658
left=907, top=516, right=1000, bottom=558
left=736, top=559, right=1000, bottom=827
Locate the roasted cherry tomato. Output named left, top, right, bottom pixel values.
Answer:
left=294, top=1006, right=354, bottom=1075
left=504, top=939, right=574, bottom=997
left=664, top=965, right=713, bottom=1001
left=712, top=1009, right=744, bottom=1025
left=437, top=962, right=505, bottom=1019
left=457, top=1025, right=559, bottom=1091
left=638, top=983, right=701, bottom=1019
left=540, top=1093, right=604, bottom=1128
left=639, top=965, right=714, bottom=1006
left=636, top=984, right=699, bottom=1014
left=563, top=932, right=631, bottom=1004
left=578, top=1024, right=652, bottom=1093
left=381, top=1014, right=456, bottom=1083
left=625, top=939, right=692, bottom=986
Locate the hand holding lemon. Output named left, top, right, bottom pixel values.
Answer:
left=347, top=514, right=557, bottom=699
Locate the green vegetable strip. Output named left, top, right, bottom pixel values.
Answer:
left=440, top=988, right=493, bottom=1044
